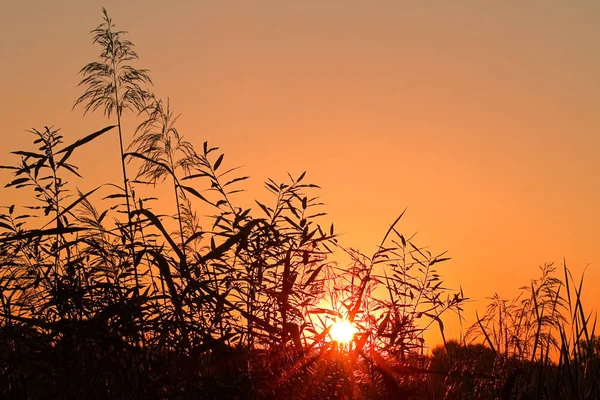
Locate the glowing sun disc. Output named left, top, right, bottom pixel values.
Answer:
left=330, top=320, right=357, bottom=343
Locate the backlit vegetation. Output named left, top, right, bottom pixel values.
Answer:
left=0, top=9, right=597, bottom=399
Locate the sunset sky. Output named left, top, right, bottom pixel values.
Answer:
left=1, top=1, right=599, bottom=341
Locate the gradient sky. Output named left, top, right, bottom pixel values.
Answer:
left=1, top=1, right=599, bottom=341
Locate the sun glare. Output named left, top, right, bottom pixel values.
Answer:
left=329, top=320, right=357, bottom=344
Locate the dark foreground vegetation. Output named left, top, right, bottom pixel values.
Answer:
left=1, top=9, right=598, bottom=399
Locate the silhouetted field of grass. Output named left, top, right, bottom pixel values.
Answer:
left=0, top=9, right=598, bottom=399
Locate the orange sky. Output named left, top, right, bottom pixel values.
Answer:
left=1, top=1, right=599, bottom=342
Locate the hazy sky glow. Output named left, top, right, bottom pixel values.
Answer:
left=1, top=1, right=599, bottom=342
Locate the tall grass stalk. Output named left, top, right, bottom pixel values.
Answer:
left=74, top=7, right=152, bottom=299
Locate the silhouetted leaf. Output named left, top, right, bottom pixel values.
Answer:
left=125, top=151, right=173, bottom=176
left=11, top=150, right=46, bottom=160
left=103, top=193, right=127, bottom=199
left=214, top=154, right=224, bottom=171
left=179, top=185, right=213, bottom=206
left=223, top=176, right=249, bottom=188
left=199, top=219, right=262, bottom=264
left=303, top=265, right=323, bottom=287
left=255, top=201, right=272, bottom=217
left=130, top=208, right=185, bottom=265
left=430, top=256, right=451, bottom=266
left=377, top=313, right=390, bottom=337
left=182, top=172, right=210, bottom=180
left=57, top=125, right=116, bottom=164
left=0, top=226, right=87, bottom=243
left=5, top=177, right=30, bottom=188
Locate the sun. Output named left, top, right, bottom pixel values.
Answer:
left=329, top=319, right=357, bottom=344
